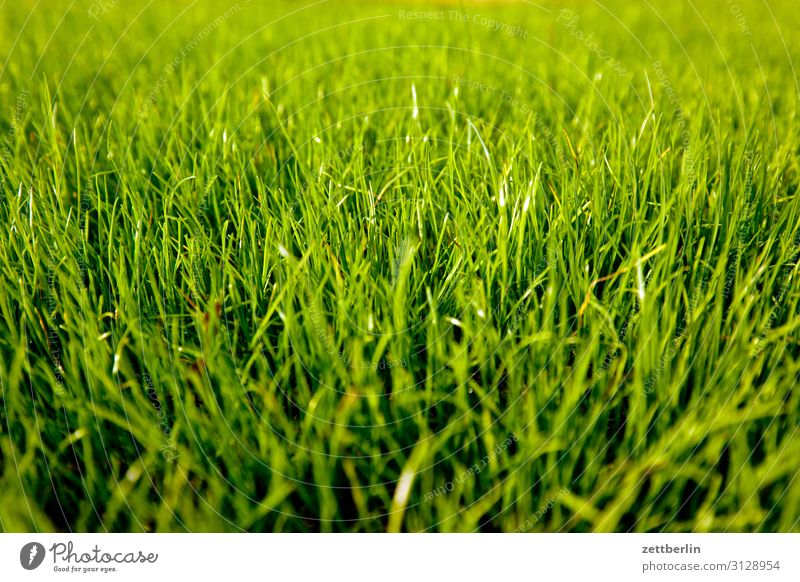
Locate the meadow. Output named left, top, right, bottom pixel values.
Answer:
left=0, top=0, right=799, bottom=532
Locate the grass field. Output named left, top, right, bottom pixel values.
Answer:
left=1, top=0, right=799, bottom=532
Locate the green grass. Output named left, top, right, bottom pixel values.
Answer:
left=1, top=0, right=799, bottom=532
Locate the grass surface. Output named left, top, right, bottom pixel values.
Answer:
left=1, top=0, right=799, bottom=532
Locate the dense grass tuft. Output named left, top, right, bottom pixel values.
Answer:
left=0, top=0, right=799, bottom=532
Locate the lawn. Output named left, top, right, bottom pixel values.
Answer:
left=0, top=0, right=799, bottom=532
